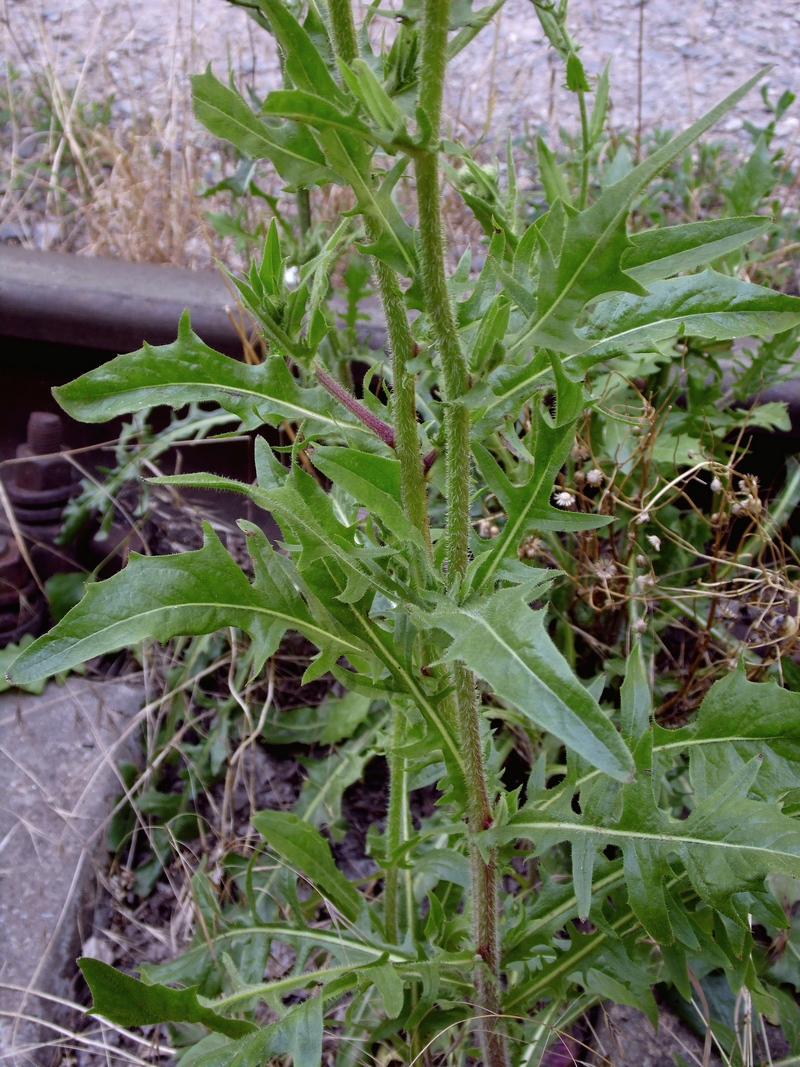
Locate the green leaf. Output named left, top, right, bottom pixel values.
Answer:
left=369, top=961, right=405, bottom=1018
left=256, top=0, right=416, bottom=276
left=250, top=810, right=363, bottom=923
left=493, top=754, right=800, bottom=942
left=566, top=53, right=590, bottom=93
left=587, top=62, right=610, bottom=145
left=52, top=312, right=355, bottom=435
left=78, top=958, right=256, bottom=1038
left=580, top=270, right=800, bottom=365
left=261, top=89, right=374, bottom=141
left=469, top=397, right=612, bottom=589
left=508, top=69, right=769, bottom=357
left=339, top=58, right=404, bottom=132
left=310, top=446, right=425, bottom=546
left=622, top=216, right=771, bottom=285
left=620, top=639, right=650, bottom=749
left=427, top=584, right=634, bottom=782
left=192, top=69, right=335, bottom=186
left=536, top=138, right=571, bottom=206
left=189, top=996, right=323, bottom=1067
left=655, top=664, right=800, bottom=804
left=0, top=634, right=48, bottom=694
left=8, top=524, right=358, bottom=684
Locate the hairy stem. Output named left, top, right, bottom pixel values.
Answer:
left=313, top=365, right=396, bottom=447
left=327, top=0, right=358, bottom=64
left=416, top=0, right=508, bottom=1062
left=370, top=230, right=432, bottom=551
left=325, top=0, right=431, bottom=962
left=384, top=707, right=409, bottom=944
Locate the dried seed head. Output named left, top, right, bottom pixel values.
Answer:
left=519, top=536, right=543, bottom=561
left=632, top=617, right=648, bottom=634
left=635, top=554, right=647, bottom=567
left=710, top=476, right=722, bottom=492
left=478, top=519, right=492, bottom=538
left=554, top=490, right=576, bottom=508
left=489, top=524, right=500, bottom=537
left=574, top=469, right=587, bottom=486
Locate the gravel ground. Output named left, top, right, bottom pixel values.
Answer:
left=4, top=0, right=799, bottom=148
left=2, top=0, right=797, bottom=258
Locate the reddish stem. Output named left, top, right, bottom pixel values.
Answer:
left=315, top=365, right=396, bottom=448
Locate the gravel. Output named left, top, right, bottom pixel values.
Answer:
left=5, top=0, right=799, bottom=149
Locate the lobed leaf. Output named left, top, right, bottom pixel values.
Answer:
left=8, top=524, right=357, bottom=684
left=427, top=583, right=635, bottom=782
left=53, top=312, right=355, bottom=435
left=622, top=216, right=771, bottom=285
left=580, top=270, right=800, bottom=365
left=78, top=958, right=256, bottom=1038
left=505, top=69, right=769, bottom=358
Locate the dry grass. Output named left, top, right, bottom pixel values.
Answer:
left=0, top=0, right=273, bottom=268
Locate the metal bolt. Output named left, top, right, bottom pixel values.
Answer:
left=26, top=412, right=63, bottom=456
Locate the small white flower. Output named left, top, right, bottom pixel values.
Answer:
left=478, top=519, right=492, bottom=538
left=632, top=617, right=648, bottom=634
left=732, top=502, right=742, bottom=515
left=284, top=265, right=299, bottom=287
left=710, top=476, right=722, bottom=492
left=635, top=554, right=647, bottom=567
left=586, top=468, right=604, bottom=487
left=646, top=534, right=661, bottom=552
left=635, top=510, right=650, bottom=525
left=592, top=559, right=617, bottom=580
left=554, top=491, right=576, bottom=508
left=489, top=524, right=500, bottom=537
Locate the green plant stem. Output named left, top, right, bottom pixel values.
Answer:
left=384, top=707, right=408, bottom=944
left=296, top=187, right=311, bottom=244
left=325, top=0, right=430, bottom=964
left=369, top=227, right=432, bottom=552
left=415, top=0, right=508, bottom=1061
left=327, top=0, right=430, bottom=552
left=327, top=0, right=359, bottom=64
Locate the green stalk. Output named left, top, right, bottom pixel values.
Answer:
left=370, top=240, right=432, bottom=551
left=327, top=0, right=430, bottom=552
left=296, top=187, right=311, bottom=247
left=327, top=0, right=358, bottom=64
left=326, top=0, right=431, bottom=965
left=384, top=708, right=408, bottom=944
left=415, top=0, right=508, bottom=1062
